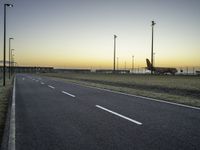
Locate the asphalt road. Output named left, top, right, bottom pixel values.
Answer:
left=12, top=74, right=200, bottom=150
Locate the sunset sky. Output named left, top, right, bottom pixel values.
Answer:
left=0, top=0, right=199, bottom=69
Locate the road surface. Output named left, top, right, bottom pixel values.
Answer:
left=10, top=74, right=200, bottom=149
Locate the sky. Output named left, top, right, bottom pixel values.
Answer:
left=0, top=0, right=200, bottom=69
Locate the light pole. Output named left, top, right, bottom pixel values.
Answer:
left=124, top=61, right=126, bottom=70
left=9, top=37, right=14, bottom=79
left=113, top=35, right=117, bottom=72
left=132, top=55, right=134, bottom=73
left=11, top=49, right=14, bottom=75
left=151, top=21, right=156, bottom=75
left=117, top=57, right=119, bottom=70
left=3, top=3, right=13, bottom=86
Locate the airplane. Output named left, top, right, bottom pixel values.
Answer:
left=146, top=58, right=177, bottom=75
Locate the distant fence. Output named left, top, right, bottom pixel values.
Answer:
left=1, top=66, right=199, bottom=75
left=54, top=67, right=200, bottom=75
left=128, top=67, right=200, bottom=75
left=0, top=66, right=54, bottom=73
left=52, top=67, right=200, bottom=75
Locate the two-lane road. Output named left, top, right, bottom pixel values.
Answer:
left=10, top=74, right=200, bottom=150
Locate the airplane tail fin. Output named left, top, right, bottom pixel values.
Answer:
left=146, top=58, right=152, bottom=70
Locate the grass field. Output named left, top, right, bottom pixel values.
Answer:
left=0, top=77, right=12, bottom=144
left=41, top=73, right=200, bottom=107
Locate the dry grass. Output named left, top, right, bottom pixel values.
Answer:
left=41, top=73, right=200, bottom=107
left=0, top=78, right=12, bottom=143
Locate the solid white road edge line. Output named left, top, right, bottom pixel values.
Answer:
left=67, top=81, right=200, bottom=110
left=61, top=91, right=76, bottom=98
left=48, top=85, right=55, bottom=89
left=8, top=77, right=16, bottom=150
left=96, top=105, right=142, bottom=125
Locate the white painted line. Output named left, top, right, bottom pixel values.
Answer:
left=8, top=77, right=16, bottom=150
left=35, top=80, right=39, bottom=82
left=40, top=82, right=45, bottom=85
left=61, top=91, right=76, bottom=98
left=22, top=78, right=25, bottom=80
left=48, top=85, right=55, bottom=89
left=67, top=81, right=200, bottom=110
left=96, top=105, right=142, bottom=125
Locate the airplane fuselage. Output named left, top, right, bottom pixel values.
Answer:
left=146, top=58, right=177, bottom=75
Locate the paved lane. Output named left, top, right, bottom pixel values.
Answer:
left=13, top=74, right=200, bottom=150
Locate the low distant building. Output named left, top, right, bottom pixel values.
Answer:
left=196, top=71, right=200, bottom=75
left=0, top=66, right=54, bottom=73
left=54, top=69, right=91, bottom=73
left=95, top=69, right=130, bottom=74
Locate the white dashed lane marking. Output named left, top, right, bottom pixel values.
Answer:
left=61, top=91, right=76, bottom=98
left=48, top=85, right=55, bottom=89
left=96, top=105, right=142, bottom=125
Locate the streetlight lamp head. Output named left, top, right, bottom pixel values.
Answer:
left=152, top=21, right=156, bottom=26
left=6, top=4, right=14, bottom=7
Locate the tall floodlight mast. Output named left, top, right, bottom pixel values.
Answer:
left=151, top=21, right=156, bottom=75
left=113, top=35, right=117, bottom=72
left=3, top=4, right=13, bottom=86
